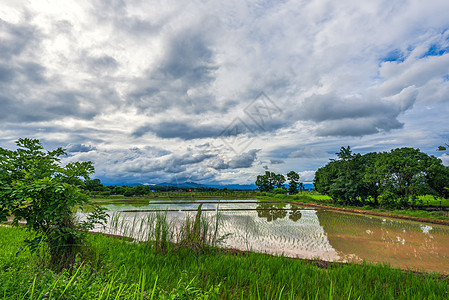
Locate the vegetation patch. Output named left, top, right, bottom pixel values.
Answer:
left=1, top=226, right=448, bottom=299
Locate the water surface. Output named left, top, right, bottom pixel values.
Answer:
left=83, top=200, right=449, bottom=273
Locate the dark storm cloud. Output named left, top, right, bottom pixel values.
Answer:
left=315, top=117, right=404, bottom=137
left=130, top=146, right=171, bottom=157
left=120, top=150, right=215, bottom=176
left=0, top=64, right=15, bottom=82
left=0, top=20, right=47, bottom=86
left=0, top=19, right=40, bottom=60
left=85, top=55, right=119, bottom=73
left=0, top=16, right=124, bottom=125
left=205, top=149, right=260, bottom=170
left=0, top=91, right=102, bottom=123
left=289, top=147, right=329, bottom=159
left=159, top=30, right=216, bottom=82
left=208, top=158, right=230, bottom=170
left=170, top=152, right=215, bottom=167
left=66, top=143, right=97, bottom=153
left=133, top=121, right=222, bottom=140
left=91, top=0, right=162, bottom=36
left=299, top=93, right=407, bottom=122
left=227, top=149, right=260, bottom=168
left=270, top=159, right=284, bottom=164
left=127, top=20, right=220, bottom=115
left=20, top=62, right=47, bottom=84
left=299, top=88, right=417, bottom=137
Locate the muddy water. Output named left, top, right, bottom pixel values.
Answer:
left=316, top=210, right=449, bottom=273
left=85, top=201, right=449, bottom=274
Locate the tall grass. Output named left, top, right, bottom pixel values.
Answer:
left=1, top=226, right=448, bottom=299
left=106, top=204, right=229, bottom=255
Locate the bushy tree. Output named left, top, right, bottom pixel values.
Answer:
left=315, top=146, right=449, bottom=208
left=287, top=171, right=300, bottom=194
left=256, top=171, right=302, bottom=194
left=255, top=171, right=275, bottom=192
left=315, top=147, right=371, bottom=205
left=0, top=138, right=106, bottom=269
left=438, top=141, right=449, bottom=151
left=273, top=173, right=286, bottom=189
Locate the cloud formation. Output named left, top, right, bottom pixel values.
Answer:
left=1, top=0, right=448, bottom=185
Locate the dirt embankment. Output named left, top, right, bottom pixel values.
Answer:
left=290, top=201, right=449, bottom=226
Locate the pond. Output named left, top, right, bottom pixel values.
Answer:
left=81, top=200, right=449, bottom=274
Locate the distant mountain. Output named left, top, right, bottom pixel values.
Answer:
left=154, top=181, right=257, bottom=190
left=155, top=181, right=205, bottom=188
left=206, top=183, right=258, bottom=190
left=103, top=180, right=314, bottom=190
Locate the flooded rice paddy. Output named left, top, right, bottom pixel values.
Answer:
left=83, top=200, right=449, bottom=273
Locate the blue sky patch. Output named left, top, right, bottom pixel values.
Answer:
left=381, top=49, right=405, bottom=63
left=421, top=44, right=449, bottom=58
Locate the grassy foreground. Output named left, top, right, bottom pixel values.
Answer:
left=1, top=226, right=448, bottom=299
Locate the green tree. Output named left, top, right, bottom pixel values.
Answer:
left=273, top=173, right=286, bottom=189
left=315, top=146, right=369, bottom=205
left=287, top=171, right=300, bottom=194
left=255, top=171, right=276, bottom=192
left=438, top=140, right=449, bottom=151
left=370, top=148, right=447, bottom=207
left=0, top=138, right=106, bottom=269
left=255, top=173, right=270, bottom=192
left=84, top=178, right=105, bottom=192
left=316, top=146, right=449, bottom=208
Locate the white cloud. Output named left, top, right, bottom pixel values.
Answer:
left=1, top=0, right=449, bottom=185
left=439, top=153, right=449, bottom=167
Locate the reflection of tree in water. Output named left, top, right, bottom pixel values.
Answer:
left=256, top=203, right=287, bottom=222
left=288, top=207, right=302, bottom=222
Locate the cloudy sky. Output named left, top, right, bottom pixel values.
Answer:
left=1, top=0, right=449, bottom=186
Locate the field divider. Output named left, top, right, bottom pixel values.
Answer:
left=288, top=201, right=449, bottom=226
left=120, top=207, right=314, bottom=212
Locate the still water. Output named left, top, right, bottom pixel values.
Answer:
left=83, top=200, right=449, bottom=273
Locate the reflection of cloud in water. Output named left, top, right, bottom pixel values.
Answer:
left=219, top=210, right=340, bottom=261
left=420, top=224, right=433, bottom=234
left=79, top=207, right=340, bottom=261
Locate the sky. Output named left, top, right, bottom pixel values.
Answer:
left=1, top=0, right=449, bottom=186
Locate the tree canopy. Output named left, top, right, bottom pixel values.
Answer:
left=314, top=146, right=449, bottom=207
left=255, top=170, right=302, bottom=194
left=0, top=138, right=106, bottom=268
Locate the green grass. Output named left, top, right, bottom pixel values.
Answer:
left=418, top=195, right=449, bottom=207
left=90, top=192, right=259, bottom=204
left=1, top=226, right=448, bottom=299
left=373, top=208, right=449, bottom=221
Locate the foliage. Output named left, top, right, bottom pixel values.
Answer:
left=314, top=146, right=449, bottom=208
left=255, top=171, right=275, bottom=192
left=1, top=226, right=448, bottom=299
left=438, top=140, right=449, bottom=151
left=0, top=138, right=107, bottom=269
left=255, top=171, right=302, bottom=193
left=286, top=171, right=300, bottom=194
left=84, top=180, right=255, bottom=198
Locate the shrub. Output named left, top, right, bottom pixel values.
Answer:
left=0, top=138, right=107, bottom=270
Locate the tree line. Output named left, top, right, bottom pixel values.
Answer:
left=313, top=146, right=449, bottom=208
left=255, top=171, right=304, bottom=194
left=84, top=179, right=250, bottom=197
